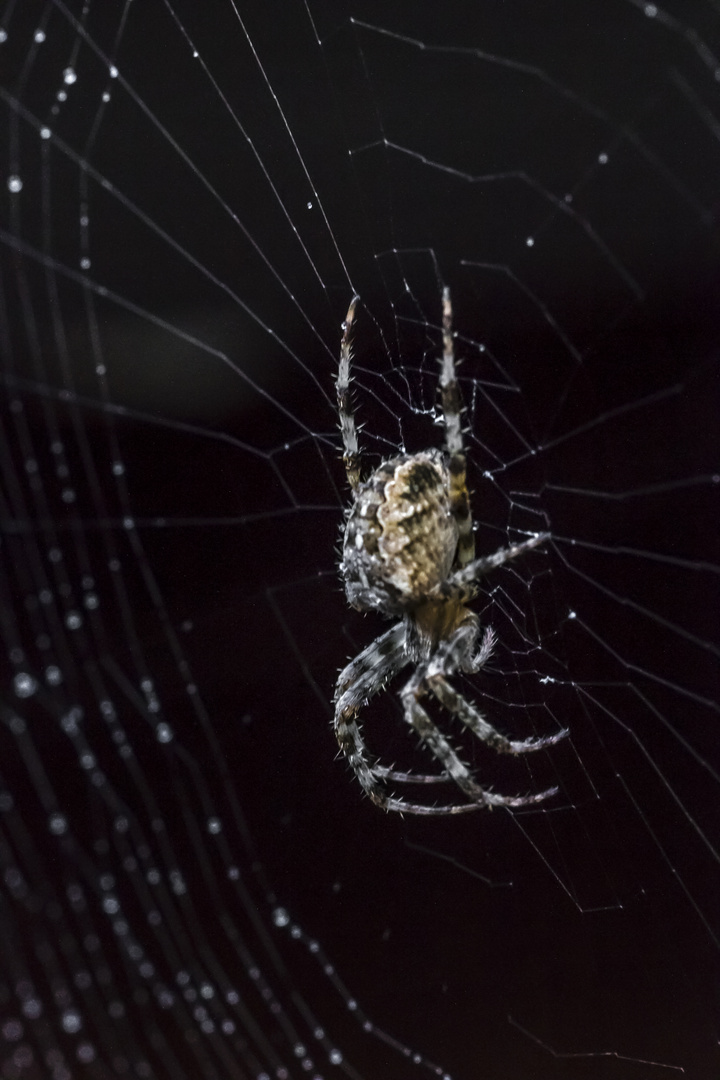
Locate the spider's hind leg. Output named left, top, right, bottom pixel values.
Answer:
left=336, top=296, right=362, bottom=492
left=439, top=287, right=475, bottom=568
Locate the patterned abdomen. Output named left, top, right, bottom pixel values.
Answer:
left=341, top=451, right=459, bottom=615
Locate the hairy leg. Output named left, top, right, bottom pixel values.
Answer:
left=429, top=672, right=567, bottom=757
left=334, top=626, right=482, bottom=813
left=439, top=287, right=475, bottom=568
left=334, top=622, right=406, bottom=714
left=432, top=531, right=551, bottom=603
left=336, top=295, right=362, bottom=491
left=423, top=613, right=496, bottom=677
left=401, top=671, right=496, bottom=807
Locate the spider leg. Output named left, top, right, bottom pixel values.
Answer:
left=334, top=622, right=406, bottom=713
left=418, top=669, right=565, bottom=807
left=407, top=618, right=566, bottom=805
left=375, top=665, right=561, bottom=812
left=337, top=684, right=482, bottom=816
left=440, top=287, right=475, bottom=568
left=434, top=531, right=551, bottom=603
left=374, top=765, right=450, bottom=784
left=335, top=625, right=486, bottom=815
left=400, top=670, right=497, bottom=808
left=377, top=795, right=483, bottom=816
left=423, top=608, right=496, bottom=676
left=428, top=672, right=568, bottom=757
left=336, top=295, right=362, bottom=491
left=470, top=624, right=497, bottom=672
left=334, top=623, right=410, bottom=809
left=425, top=618, right=567, bottom=753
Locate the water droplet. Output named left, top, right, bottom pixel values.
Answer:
left=61, top=1010, right=82, bottom=1033
left=13, top=672, right=37, bottom=698
left=169, top=870, right=186, bottom=895
left=2, top=1019, right=23, bottom=1041
left=49, top=813, right=68, bottom=835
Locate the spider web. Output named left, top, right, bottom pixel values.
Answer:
left=1, top=1, right=719, bottom=1077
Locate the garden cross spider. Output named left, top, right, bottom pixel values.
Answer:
left=333, top=288, right=567, bottom=815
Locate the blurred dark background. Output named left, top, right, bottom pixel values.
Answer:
left=1, top=1, right=720, bottom=1077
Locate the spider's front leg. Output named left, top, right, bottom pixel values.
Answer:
left=400, top=670, right=496, bottom=808
left=425, top=619, right=567, bottom=757
left=409, top=667, right=564, bottom=807
left=429, top=672, right=568, bottom=758
left=334, top=625, right=485, bottom=815
left=334, top=623, right=408, bottom=810
left=334, top=622, right=406, bottom=716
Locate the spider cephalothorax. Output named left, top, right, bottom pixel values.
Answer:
left=334, top=288, right=567, bottom=815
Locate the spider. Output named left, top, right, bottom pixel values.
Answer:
left=333, top=288, right=567, bottom=815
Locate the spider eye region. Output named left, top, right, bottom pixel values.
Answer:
left=341, top=451, right=459, bottom=615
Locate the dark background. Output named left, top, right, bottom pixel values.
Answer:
left=1, top=1, right=719, bottom=1078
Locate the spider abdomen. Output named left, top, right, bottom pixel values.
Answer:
left=341, top=451, right=459, bottom=615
